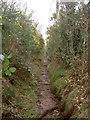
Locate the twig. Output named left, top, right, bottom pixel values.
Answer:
left=5, top=97, right=17, bottom=108
left=8, top=44, right=13, bottom=54
left=39, top=106, right=58, bottom=119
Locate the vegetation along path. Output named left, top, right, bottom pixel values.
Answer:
left=35, top=57, right=59, bottom=118
left=1, top=1, right=89, bottom=119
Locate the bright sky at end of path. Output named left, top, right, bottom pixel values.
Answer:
left=25, top=0, right=56, bottom=40
left=15, top=0, right=56, bottom=40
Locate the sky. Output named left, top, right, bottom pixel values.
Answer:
left=25, top=0, right=56, bottom=39
left=6, top=0, right=56, bottom=40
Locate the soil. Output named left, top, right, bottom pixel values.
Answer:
left=35, top=58, right=59, bottom=118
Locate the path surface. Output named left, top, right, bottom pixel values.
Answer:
left=35, top=58, right=57, bottom=118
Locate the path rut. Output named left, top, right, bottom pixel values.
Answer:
left=35, top=58, right=57, bottom=118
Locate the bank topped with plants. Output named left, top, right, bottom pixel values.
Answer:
left=47, top=2, right=88, bottom=119
left=2, top=1, right=44, bottom=119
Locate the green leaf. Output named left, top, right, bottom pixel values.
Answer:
left=3, top=59, right=10, bottom=71
left=8, top=54, right=12, bottom=59
left=6, top=70, right=12, bottom=76
left=4, top=54, right=8, bottom=61
left=9, top=67, right=16, bottom=73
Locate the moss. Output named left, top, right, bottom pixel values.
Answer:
left=56, top=77, right=66, bottom=96
left=3, top=75, right=38, bottom=118
left=49, top=65, right=71, bottom=100
left=50, top=67, right=66, bottom=85
left=19, top=109, right=38, bottom=118
left=64, top=95, right=72, bottom=112
left=2, top=83, right=15, bottom=103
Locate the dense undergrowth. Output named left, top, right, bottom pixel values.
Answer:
left=1, top=1, right=44, bottom=119
left=47, top=2, right=88, bottom=119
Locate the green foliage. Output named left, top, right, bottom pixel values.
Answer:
left=56, top=48, right=72, bottom=67
left=2, top=1, right=44, bottom=57
left=13, top=76, right=38, bottom=118
left=3, top=83, right=15, bottom=102
left=9, top=67, right=16, bottom=73
left=49, top=65, right=68, bottom=97
left=50, top=67, right=66, bottom=84
left=20, top=59, right=32, bottom=75
left=2, top=54, right=16, bottom=77
left=2, top=1, right=44, bottom=118
left=7, top=54, right=12, bottom=59
left=2, top=1, right=44, bottom=78
left=56, top=78, right=66, bottom=96
left=47, top=2, right=88, bottom=119
left=3, top=75, right=38, bottom=118
left=64, top=96, right=72, bottom=112
left=50, top=66, right=67, bottom=94
left=47, top=2, right=88, bottom=67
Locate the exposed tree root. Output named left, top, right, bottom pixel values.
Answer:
left=39, top=106, right=58, bottom=119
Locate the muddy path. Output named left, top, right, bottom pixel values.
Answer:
left=35, top=57, right=59, bottom=118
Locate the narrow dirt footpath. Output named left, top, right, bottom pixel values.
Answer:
left=35, top=57, right=58, bottom=118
